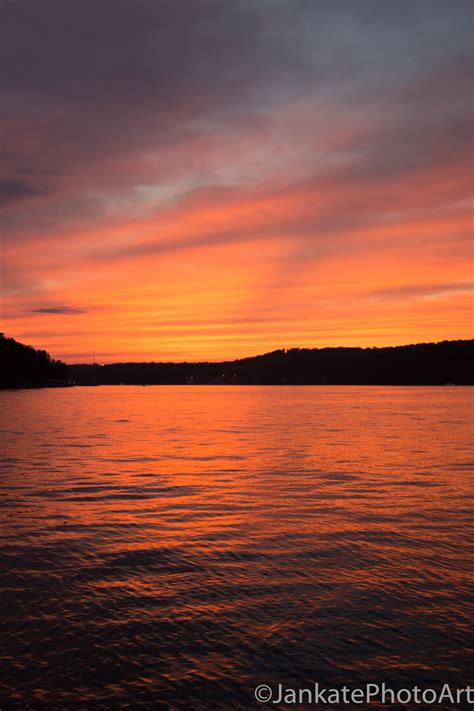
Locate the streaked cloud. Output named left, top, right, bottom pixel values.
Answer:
left=0, top=179, right=48, bottom=206
left=30, top=306, right=87, bottom=315
left=1, top=0, right=472, bottom=361
left=366, top=282, right=474, bottom=302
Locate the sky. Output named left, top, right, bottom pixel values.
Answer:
left=1, top=0, right=473, bottom=363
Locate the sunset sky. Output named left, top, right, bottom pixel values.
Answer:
left=1, top=0, right=473, bottom=363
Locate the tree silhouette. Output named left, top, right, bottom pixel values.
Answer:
left=0, top=333, right=69, bottom=388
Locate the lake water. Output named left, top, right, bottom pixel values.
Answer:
left=1, top=386, right=473, bottom=710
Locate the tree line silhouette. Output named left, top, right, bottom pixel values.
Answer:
left=70, top=340, right=473, bottom=386
left=0, top=333, right=69, bottom=388
left=1, top=334, right=472, bottom=388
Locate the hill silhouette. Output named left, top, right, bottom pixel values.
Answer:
left=70, top=340, right=473, bottom=386
left=0, top=333, right=69, bottom=388
left=2, top=335, right=472, bottom=387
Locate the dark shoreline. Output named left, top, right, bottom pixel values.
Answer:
left=2, top=383, right=471, bottom=390
left=2, top=337, right=473, bottom=388
left=69, top=340, right=473, bottom=386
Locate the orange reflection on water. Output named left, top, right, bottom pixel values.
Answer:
left=1, top=385, right=472, bottom=708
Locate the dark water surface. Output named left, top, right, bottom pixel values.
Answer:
left=1, top=386, right=473, bottom=710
